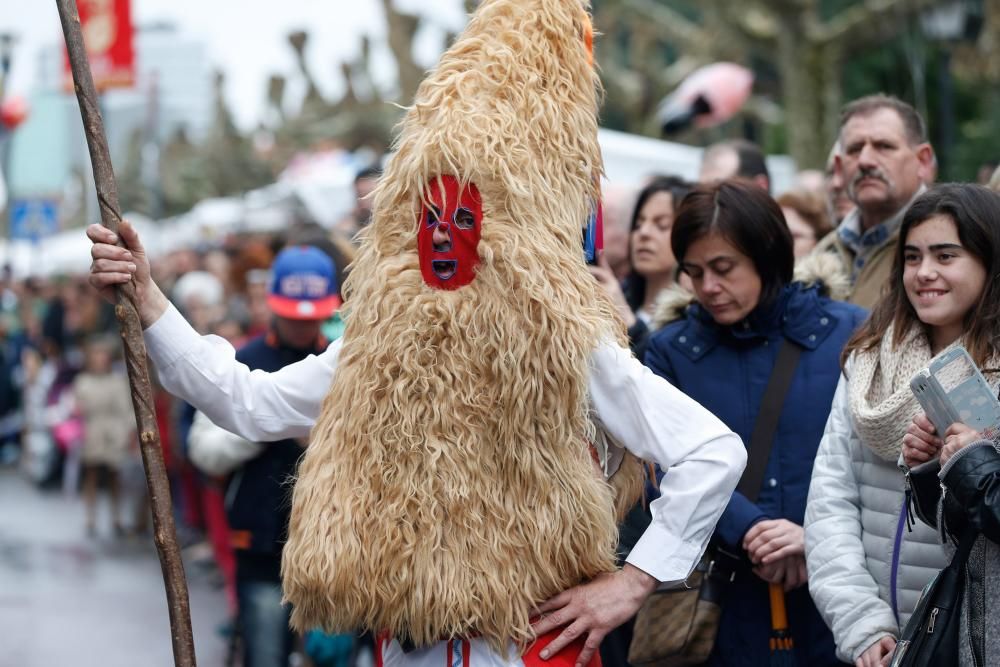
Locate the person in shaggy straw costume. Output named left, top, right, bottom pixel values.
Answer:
left=86, top=1, right=746, bottom=665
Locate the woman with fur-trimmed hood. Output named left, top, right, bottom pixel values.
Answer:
left=85, top=1, right=745, bottom=665
left=644, top=181, right=866, bottom=667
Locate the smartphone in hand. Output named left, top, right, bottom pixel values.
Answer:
left=582, top=199, right=603, bottom=266
left=911, top=346, right=1000, bottom=439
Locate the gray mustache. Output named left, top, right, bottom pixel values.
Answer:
left=853, top=168, right=889, bottom=186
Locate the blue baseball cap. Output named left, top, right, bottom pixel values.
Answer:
left=267, top=246, right=341, bottom=320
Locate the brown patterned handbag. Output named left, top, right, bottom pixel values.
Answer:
left=627, top=548, right=736, bottom=666
left=628, top=339, right=803, bottom=666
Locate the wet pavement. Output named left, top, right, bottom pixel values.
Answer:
left=0, top=467, right=230, bottom=666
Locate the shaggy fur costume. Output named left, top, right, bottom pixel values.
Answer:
left=281, top=0, right=645, bottom=652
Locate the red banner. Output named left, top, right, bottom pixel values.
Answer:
left=63, top=0, right=136, bottom=91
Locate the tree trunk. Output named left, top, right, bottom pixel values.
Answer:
left=778, top=18, right=827, bottom=169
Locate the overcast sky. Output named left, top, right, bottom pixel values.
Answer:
left=2, top=0, right=467, bottom=129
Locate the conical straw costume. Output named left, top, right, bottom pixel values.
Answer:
left=281, top=0, right=646, bottom=652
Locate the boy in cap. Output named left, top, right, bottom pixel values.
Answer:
left=189, top=245, right=340, bottom=667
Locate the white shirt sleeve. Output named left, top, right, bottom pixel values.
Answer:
left=589, top=340, right=747, bottom=584
left=143, top=304, right=340, bottom=442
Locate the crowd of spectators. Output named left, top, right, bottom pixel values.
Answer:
left=9, top=91, right=1000, bottom=667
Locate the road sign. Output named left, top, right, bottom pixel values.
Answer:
left=10, top=199, right=59, bottom=242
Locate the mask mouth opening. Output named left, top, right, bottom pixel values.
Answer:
left=432, top=260, right=457, bottom=280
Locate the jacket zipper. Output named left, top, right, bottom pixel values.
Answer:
left=938, top=483, right=949, bottom=545
left=927, top=607, right=939, bottom=634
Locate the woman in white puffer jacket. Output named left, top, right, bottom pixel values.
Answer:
left=804, top=185, right=1000, bottom=667
left=805, top=373, right=946, bottom=666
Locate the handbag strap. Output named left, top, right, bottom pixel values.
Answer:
left=736, top=338, right=803, bottom=503
left=951, top=525, right=978, bottom=570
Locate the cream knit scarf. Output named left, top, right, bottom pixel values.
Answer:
left=848, top=323, right=960, bottom=462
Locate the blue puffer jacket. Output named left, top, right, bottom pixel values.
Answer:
left=645, top=281, right=866, bottom=667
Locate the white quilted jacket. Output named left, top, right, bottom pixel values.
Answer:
left=804, top=371, right=948, bottom=663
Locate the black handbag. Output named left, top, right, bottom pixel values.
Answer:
left=888, top=527, right=977, bottom=667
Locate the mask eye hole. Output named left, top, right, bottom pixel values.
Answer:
left=426, top=205, right=442, bottom=228
left=453, top=208, right=475, bottom=230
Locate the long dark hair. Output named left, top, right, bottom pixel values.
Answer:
left=671, top=180, right=794, bottom=311
left=843, top=183, right=1000, bottom=369
left=623, top=175, right=692, bottom=311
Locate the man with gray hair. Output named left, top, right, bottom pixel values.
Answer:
left=813, top=94, right=935, bottom=308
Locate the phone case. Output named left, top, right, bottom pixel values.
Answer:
left=910, top=347, right=1000, bottom=439
left=582, top=198, right=603, bottom=265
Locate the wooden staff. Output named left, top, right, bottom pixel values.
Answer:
left=55, top=2, right=196, bottom=665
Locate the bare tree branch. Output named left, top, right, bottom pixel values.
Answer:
left=712, top=0, right=781, bottom=43
left=809, top=0, right=946, bottom=48
left=381, top=0, right=425, bottom=102
left=618, top=0, right=707, bottom=53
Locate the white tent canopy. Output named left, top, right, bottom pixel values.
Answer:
left=598, top=128, right=796, bottom=192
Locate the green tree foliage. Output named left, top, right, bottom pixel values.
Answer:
left=594, top=0, right=992, bottom=174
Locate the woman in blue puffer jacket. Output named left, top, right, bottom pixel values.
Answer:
left=644, top=181, right=866, bottom=667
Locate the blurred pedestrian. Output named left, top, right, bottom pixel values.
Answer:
left=645, top=181, right=864, bottom=667
left=170, top=269, right=227, bottom=543
left=172, top=270, right=225, bottom=336
left=777, top=189, right=833, bottom=259
left=74, top=336, right=133, bottom=538
left=600, top=183, right=639, bottom=282
left=40, top=337, right=85, bottom=496
left=793, top=169, right=827, bottom=198
left=824, top=141, right=855, bottom=227
left=334, top=166, right=381, bottom=239
left=188, top=245, right=343, bottom=667
left=699, top=140, right=770, bottom=192
left=589, top=176, right=691, bottom=355
left=0, top=312, right=27, bottom=463
left=228, top=239, right=275, bottom=335
left=18, top=344, right=59, bottom=485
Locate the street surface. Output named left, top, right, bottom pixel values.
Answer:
left=0, top=468, right=229, bottom=666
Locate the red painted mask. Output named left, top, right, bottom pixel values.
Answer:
left=417, top=176, right=483, bottom=289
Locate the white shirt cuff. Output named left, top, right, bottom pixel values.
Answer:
left=625, top=522, right=705, bottom=585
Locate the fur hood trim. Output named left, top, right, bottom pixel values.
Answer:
left=651, top=284, right=697, bottom=330
left=794, top=251, right=851, bottom=302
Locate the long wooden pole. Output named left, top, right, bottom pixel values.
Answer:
left=54, top=2, right=197, bottom=665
